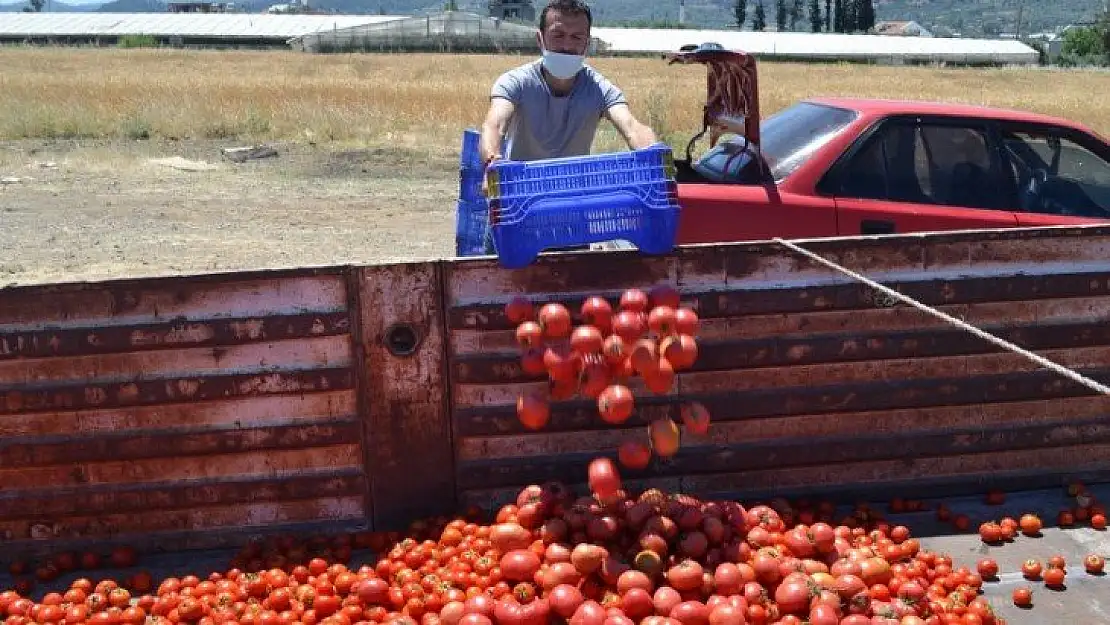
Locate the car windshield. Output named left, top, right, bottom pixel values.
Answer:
left=693, top=102, right=858, bottom=183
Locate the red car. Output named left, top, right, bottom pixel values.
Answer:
left=669, top=44, right=1110, bottom=245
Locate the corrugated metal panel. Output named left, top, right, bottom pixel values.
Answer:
left=0, top=268, right=367, bottom=557
left=443, top=225, right=1110, bottom=514
left=0, top=12, right=405, bottom=39
left=591, top=27, right=1040, bottom=64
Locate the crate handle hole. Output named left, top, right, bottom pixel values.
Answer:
left=385, top=323, right=420, bottom=357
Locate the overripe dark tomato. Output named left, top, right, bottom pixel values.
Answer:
left=504, top=297, right=534, bottom=325
left=616, top=440, right=651, bottom=470
left=648, top=285, right=681, bottom=309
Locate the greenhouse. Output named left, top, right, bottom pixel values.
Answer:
left=289, top=11, right=604, bottom=54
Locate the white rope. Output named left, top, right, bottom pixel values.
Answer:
left=773, top=237, right=1110, bottom=397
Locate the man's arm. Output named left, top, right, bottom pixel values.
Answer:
left=480, top=97, right=515, bottom=165
left=605, top=103, right=659, bottom=151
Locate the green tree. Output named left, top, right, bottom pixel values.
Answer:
left=1099, top=9, right=1110, bottom=60
left=790, top=0, right=804, bottom=30
left=734, top=0, right=748, bottom=30
left=23, top=0, right=44, bottom=11
left=808, top=0, right=821, bottom=32
left=775, top=0, right=787, bottom=30
left=855, top=0, right=875, bottom=32
left=752, top=0, right=767, bottom=31
left=824, top=0, right=831, bottom=30
left=833, top=0, right=845, bottom=32
left=1060, top=25, right=1106, bottom=65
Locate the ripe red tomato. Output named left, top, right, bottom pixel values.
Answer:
left=976, top=559, right=999, bottom=580
left=646, top=306, right=677, bottom=337
left=515, top=392, right=550, bottom=431
left=1043, top=566, right=1066, bottom=588
left=537, top=303, right=572, bottom=339
left=674, top=307, right=700, bottom=336
left=1012, top=586, right=1032, bottom=607
left=649, top=417, right=681, bottom=457
left=580, top=296, right=613, bottom=333
left=570, top=325, right=604, bottom=356
left=597, top=385, right=634, bottom=425
left=619, top=289, right=650, bottom=313
left=679, top=402, right=711, bottom=436
left=587, top=457, right=622, bottom=500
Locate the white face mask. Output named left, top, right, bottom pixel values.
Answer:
left=540, top=40, right=584, bottom=80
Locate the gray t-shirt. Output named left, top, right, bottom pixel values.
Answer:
left=491, top=59, right=628, bottom=162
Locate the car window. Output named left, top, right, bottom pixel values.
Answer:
left=999, top=127, right=1110, bottom=217
left=832, top=119, right=1013, bottom=211
left=692, top=102, right=857, bottom=183
left=760, top=102, right=859, bottom=180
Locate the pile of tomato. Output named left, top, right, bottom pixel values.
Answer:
left=3, top=475, right=1106, bottom=625
left=507, top=286, right=708, bottom=468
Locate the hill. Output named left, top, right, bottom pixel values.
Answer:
left=300, top=0, right=1106, bottom=35
left=0, top=0, right=102, bottom=10
left=5, top=0, right=1101, bottom=36
left=874, top=0, right=1105, bottom=36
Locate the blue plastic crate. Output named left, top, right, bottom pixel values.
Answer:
left=455, top=128, right=490, bottom=257
left=455, top=196, right=490, bottom=257
left=485, top=143, right=681, bottom=268
left=461, top=127, right=482, bottom=168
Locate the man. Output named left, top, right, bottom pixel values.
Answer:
left=478, top=0, right=658, bottom=166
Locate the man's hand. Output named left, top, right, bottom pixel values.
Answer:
left=480, top=98, right=515, bottom=168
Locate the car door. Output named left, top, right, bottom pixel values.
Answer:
left=819, top=116, right=1022, bottom=236
left=994, top=122, right=1110, bottom=227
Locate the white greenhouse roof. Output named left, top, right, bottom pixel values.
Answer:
left=0, top=12, right=406, bottom=39
left=591, top=28, right=1040, bottom=64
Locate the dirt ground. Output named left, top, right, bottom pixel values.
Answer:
left=0, top=139, right=461, bottom=288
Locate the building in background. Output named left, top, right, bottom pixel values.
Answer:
left=487, top=0, right=534, bottom=23
left=874, top=20, right=934, bottom=37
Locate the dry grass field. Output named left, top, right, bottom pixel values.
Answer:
left=2, top=47, right=1110, bottom=287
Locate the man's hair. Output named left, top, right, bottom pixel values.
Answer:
left=538, top=0, right=593, bottom=32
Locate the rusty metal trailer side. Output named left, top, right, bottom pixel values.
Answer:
left=0, top=268, right=369, bottom=558
left=444, top=225, right=1110, bottom=512
left=2, top=224, right=1110, bottom=565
